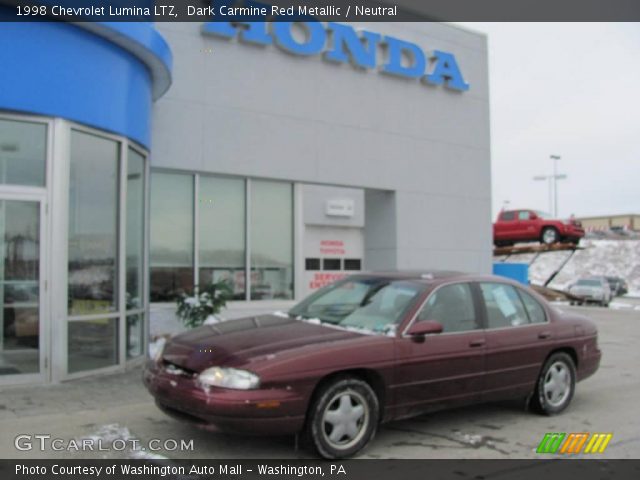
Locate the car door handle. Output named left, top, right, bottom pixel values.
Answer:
left=469, top=339, right=486, bottom=347
left=538, top=331, right=552, bottom=339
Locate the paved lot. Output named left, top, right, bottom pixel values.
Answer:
left=1, top=301, right=638, bottom=459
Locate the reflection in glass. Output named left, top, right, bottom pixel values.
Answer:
left=150, top=172, right=194, bottom=301
left=126, top=314, right=143, bottom=359
left=126, top=149, right=145, bottom=310
left=68, top=131, right=119, bottom=315
left=0, top=201, right=40, bottom=375
left=199, top=176, right=245, bottom=300
left=250, top=180, right=293, bottom=300
left=0, top=118, right=46, bottom=187
left=68, top=319, right=118, bottom=373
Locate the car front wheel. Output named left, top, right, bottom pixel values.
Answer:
left=541, top=227, right=559, bottom=245
left=306, top=377, right=379, bottom=459
left=531, top=352, right=576, bottom=415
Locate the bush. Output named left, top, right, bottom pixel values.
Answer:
left=176, top=280, right=233, bottom=329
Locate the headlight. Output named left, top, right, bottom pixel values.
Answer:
left=198, top=367, right=260, bottom=390
left=149, top=337, right=167, bottom=363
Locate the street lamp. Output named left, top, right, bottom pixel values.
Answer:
left=533, top=155, right=567, bottom=217
left=533, top=175, right=553, bottom=214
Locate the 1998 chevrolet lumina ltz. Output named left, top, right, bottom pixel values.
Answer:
left=144, top=272, right=601, bottom=458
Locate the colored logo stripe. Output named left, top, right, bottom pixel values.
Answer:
left=584, top=433, right=613, bottom=454
left=537, top=432, right=613, bottom=454
left=560, top=433, right=589, bottom=454
left=537, top=432, right=566, bottom=453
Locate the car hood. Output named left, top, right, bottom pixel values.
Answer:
left=161, top=314, right=363, bottom=372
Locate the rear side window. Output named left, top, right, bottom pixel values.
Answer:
left=480, top=283, right=529, bottom=328
left=518, top=289, right=547, bottom=324
left=417, top=283, right=479, bottom=333
left=501, top=211, right=515, bottom=221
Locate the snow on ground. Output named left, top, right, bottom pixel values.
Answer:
left=77, top=423, right=169, bottom=459
left=498, top=239, right=640, bottom=294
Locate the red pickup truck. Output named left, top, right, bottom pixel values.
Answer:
left=493, top=209, right=584, bottom=246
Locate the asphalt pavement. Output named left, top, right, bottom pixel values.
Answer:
left=1, top=299, right=638, bottom=459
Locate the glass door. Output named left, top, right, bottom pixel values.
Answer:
left=0, top=198, right=46, bottom=383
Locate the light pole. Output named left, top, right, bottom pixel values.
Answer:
left=533, top=155, right=567, bottom=217
left=533, top=175, right=553, bottom=214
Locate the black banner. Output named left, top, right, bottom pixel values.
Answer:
left=0, top=0, right=639, bottom=22
left=2, top=460, right=640, bottom=480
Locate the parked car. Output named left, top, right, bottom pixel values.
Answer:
left=605, top=276, right=628, bottom=297
left=568, top=277, right=612, bottom=306
left=493, top=209, right=585, bottom=246
left=144, top=272, right=601, bottom=459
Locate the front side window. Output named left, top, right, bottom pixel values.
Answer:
left=480, top=283, right=529, bottom=328
left=417, top=283, right=478, bottom=333
left=289, top=278, right=422, bottom=334
left=518, top=211, right=531, bottom=220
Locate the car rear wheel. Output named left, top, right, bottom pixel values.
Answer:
left=305, top=377, right=379, bottom=459
left=531, top=352, right=576, bottom=415
left=541, top=227, right=559, bottom=245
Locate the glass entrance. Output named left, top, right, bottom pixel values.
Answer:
left=0, top=198, right=44, bottom=380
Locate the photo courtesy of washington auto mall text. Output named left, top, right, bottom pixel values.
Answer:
left=14, top=463, right=347, bottom=477
left=2, top=0, right=640, bottom=479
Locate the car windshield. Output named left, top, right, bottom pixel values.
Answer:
left=576, top=279, right=601, bottom=287
left=289, top=277, right=423, bottom=334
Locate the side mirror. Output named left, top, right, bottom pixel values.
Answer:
left=407, top=320, right=443, bottom=336
left=529, top=212, right=538, bottom=220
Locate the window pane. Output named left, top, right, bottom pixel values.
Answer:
left=344, top=259, right=362, bottom=271
left=518, top=211, right=530, bottom=220
left=1, top=200, right=40, bottom=375
left=198, top=176, right=245, bottom=300
left=126, top=149, right=145, bottom=310
left=250, top=180, right=293, bottom=300
left=480, top=283, right=529, bottom=328
left=68, top=318, right=118, bottom=373
left=323, top=258, right=341, bottom=271
left=68, top=131, right=119, bottom=316
left=305, top=258, right=320, bottom=271
left=417, top=283, right=478, bottom=333
left=126, top=313, right=144, bottom=359
left=150, top=172, right=194, bottom=301
left=0, top=118, right=46, bottom=186
left=519, top=289, right=546, bottom=324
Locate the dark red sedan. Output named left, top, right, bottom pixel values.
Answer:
left=144, top=272, right=601, bottom=459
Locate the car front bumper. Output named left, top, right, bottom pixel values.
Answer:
left=143, top=361, right=307, bottom=435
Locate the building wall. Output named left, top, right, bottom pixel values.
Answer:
left=152, top=22, right=492, bottom=276
left=579, top=214, right=640, bottom=231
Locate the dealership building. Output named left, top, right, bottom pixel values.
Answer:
left=0, top=18, right=490, bottom=384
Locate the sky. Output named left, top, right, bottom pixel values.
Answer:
left=456, top=23, right=640, bottom=219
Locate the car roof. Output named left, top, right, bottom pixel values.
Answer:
left=351, top=270, right=501, bottom=285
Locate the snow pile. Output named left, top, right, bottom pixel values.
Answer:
left=499, top=239, right=640, bottom=294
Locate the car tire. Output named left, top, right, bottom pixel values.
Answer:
left=531, top=352, right=576, bottom=415
left=541, top=227, right=559, bottom=245
left=305, top=377, right=379, bottom=459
